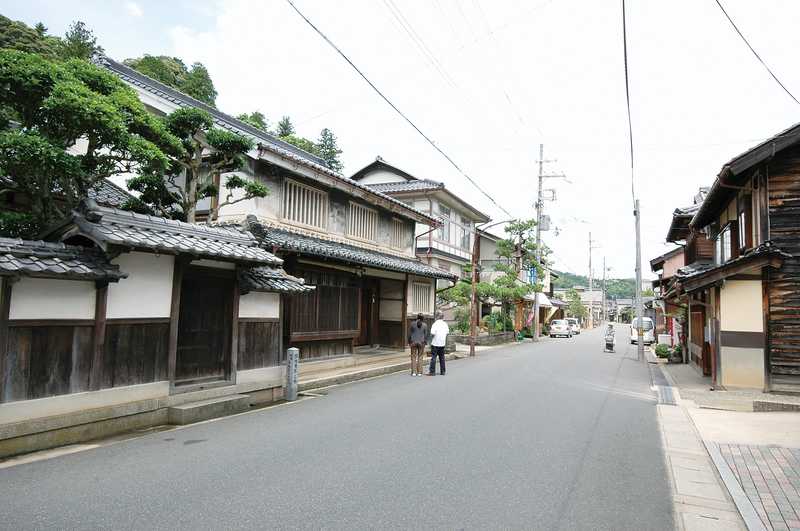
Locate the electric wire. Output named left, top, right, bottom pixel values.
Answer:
left=621, top=0, right=635, bottom=204
left=285, top=0, right=514, bottom=219
left=713, top=0, right=800, bottom=107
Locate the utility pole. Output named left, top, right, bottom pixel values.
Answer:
left=588, top=233, right=593, bottom=329
left=602, top=256, right=607, bottom=323
left=469, top=229, right=480, bottom=357
left=531, top=144, right=565, bottom=341
left=634, top=198, right=644, bottom=361
left=532, top=144, right=544, bottom=342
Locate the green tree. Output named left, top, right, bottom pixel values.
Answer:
left=126, top=107, right=268, bottom=222
left=237, top=111, right=270, bottom=133
left=276, top=116, right=295, bottom=137
left=279, top=133, right=318, bottom=156
left=59, top=21, right=103, bottom=61
left=124, top=55, right=217, bottom=106
left=0, top=15, right=61, bottom=58
left=565, top=288, right=588, bottom=319
left=317, top=127, right=343, bottom=172
left=0, top=50, right=180, bottom=237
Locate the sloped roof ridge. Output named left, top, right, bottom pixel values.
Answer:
left=84, top=201, right=259, bottom=245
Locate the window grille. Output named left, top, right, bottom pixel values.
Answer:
left=437, top=204, right=451, bottom=242
left=282, top=179, right=328, bottom=229
left=390, top=218, right=406, bottom=249
left=411, top=282, right=433, bottom=314
left=348, top=202, right=378, bottom=242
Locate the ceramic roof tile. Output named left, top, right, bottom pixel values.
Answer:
left=247, top=222, right=458, bottom=281
left=239, top=266, right=315, bottom=294
left=0, top=237, right=126, bottom=281
left=56, top=200, right=282, bottom=266
left=364, top=180, right=445, bottom=194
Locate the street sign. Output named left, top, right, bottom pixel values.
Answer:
left=540, top=215, right=551, bottom=231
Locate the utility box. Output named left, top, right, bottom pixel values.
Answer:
left=285, top=347, right=299, bottom=401
left=657, top=334, right=671, bottom=346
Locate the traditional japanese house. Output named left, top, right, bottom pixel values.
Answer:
left=350, top=157, right=490, bottom=284
left=650, top=246, right=686, bottom=344
left=0, top=200, right=311, bottom=457
left=673, top=124, right=800, bottom=393
left=98, top=57, right=456, bottom=361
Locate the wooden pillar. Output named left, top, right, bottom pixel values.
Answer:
left=89, top=281, right=109, bottom=391
left=0, top=277, right=13, bottom=400
left=401, top=274, right=408, bottom=349
left=229, top=274, right=240, bottom=382
left=762, top=268, right=771, bottom=392
left=167, top=259, right=185, bottom=386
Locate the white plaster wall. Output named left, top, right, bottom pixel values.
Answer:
left=720, top=346, right=765, bottom=389
left=720, top=280, right=763, bottom=332
left=107, top=253, right=174, bottom=319
left=239, top=292, right=280, bottom=319
left=358, top=170, right=406, bottom=185
left=10, top=278, right=96, bottom=320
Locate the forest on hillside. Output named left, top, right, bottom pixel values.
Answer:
left=552, top=271, right=640, bottom=299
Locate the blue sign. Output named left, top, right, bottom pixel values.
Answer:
left=528, top=268, right=537, bottom=284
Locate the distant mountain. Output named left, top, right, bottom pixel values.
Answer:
left=552, top=271, right=638, bottom=299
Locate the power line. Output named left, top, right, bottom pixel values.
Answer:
left=621, top=0, right=635, bottom=203
left=713, top=0, right=800, bottom=107
left=285, top=0, right=514, bottom=219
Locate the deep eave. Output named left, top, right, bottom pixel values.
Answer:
left=650, top=246, right=684, bottom=272
left=692, top=122, right=800, bottom=229
left=676, top=243, right=788, bottom=293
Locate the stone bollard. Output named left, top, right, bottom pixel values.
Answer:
left=285, top=347, right=299, bottom=401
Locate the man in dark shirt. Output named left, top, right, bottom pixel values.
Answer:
left=408, top=313, right=428, bottom=377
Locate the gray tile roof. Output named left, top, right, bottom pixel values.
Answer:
left=49, top=200, right=282, bottom=266
left=0, top=237, right=126, bottom=281
left=364, top=180, right=444, bottom=194
left=96, top=57, right=438, bottom=227
left=246, top=221, right=458, bottom=281
left=239, top=266, right=315, bottom=294
left=88, top=179, right=135, bottom=208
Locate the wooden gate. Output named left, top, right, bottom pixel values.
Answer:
left=175, top=267, right=234, bottom=385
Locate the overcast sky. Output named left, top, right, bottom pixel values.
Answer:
left=5, top=0, right=800, bottom=280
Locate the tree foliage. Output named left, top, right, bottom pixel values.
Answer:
left=60, top=21, right=103, bottom=61
left=0, top=50, right=180, bottom=237
left=124, top=55, right=218, bottom=106
left=565, top=288, right=588, bottom=319
left=440, top=219, right=542, bottom=328
left=552, top=270, right=638, bottom=299
left=317, top=127, right=343, bottom=172
left=237, top=111, right=270, bottom=133
left=0, top=16, right=102, bottom=61
left=276, top=116, right=295, bottom=137
left=125, top=107, right=267, bottom=222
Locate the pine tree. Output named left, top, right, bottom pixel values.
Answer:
left=237, top=111, right=269, bottom=132
left=276, top=116, right=295, bottom=137
left=60, top=21, right=103, bottom=60
left=317, top=128, right=343, bottom=172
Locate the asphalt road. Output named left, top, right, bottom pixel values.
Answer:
left=0, top=324, right=673, bottom=530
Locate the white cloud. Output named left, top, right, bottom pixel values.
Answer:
left=125, top=2, right=143, bottom=17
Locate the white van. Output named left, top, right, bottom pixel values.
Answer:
left=630, top=317, right=655, bottom=345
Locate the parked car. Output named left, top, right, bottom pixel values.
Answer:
left=550, top=319, right=573, bottom=338
left=630, top=317, right=655, bottom=345
left=566, top=318, right=581, bottom=335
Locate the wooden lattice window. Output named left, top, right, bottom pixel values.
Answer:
left=411, top=281, right=433, bottom=314
left=282, top=179, right=328, bottom=229
left=390, top=218, right=406, bottom=249
left=348, top=202, right=378, bottom=242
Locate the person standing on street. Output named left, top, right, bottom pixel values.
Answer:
left=428, top=312, right=449, bottom=376
left=408, top=313, right=428, bottom=377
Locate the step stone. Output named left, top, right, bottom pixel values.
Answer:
left=167, top=394, right=250, bottom=425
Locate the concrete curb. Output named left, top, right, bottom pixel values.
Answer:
left=703, top=440, right=768, bottom=531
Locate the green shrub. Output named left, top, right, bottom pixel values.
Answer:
left=654, top=344, right=670, bottom=358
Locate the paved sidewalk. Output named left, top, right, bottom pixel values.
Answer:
left=657, top=404, right=747, bottom=530
left=718, top=444, right=800, bottom=531
left=661, top=363, right=800, bottom=412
